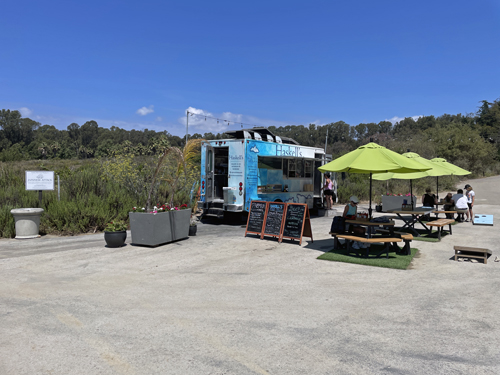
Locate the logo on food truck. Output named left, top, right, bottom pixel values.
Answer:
left=276, top=145, right=302, bottom=157
left=230, top=155, right=244, bottom=160
left=250, top=146, right=259, bottom=153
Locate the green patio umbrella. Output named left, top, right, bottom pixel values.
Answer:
left=430, top=158, right=471, bottom=198
left=318, top=143, right=430, bottom=217
left=430, top=158, right=471, bottom=175
left=373, top=152, right=455, bottom=208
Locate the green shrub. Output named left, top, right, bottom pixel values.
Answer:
left=0, top=205, right=15, bottom=238
left=0, top=160, right=136, bottom=237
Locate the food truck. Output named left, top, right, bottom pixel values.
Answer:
left=199, top=127, right=332, bottom=218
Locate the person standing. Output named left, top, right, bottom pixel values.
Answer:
left=322, top=173, right=334, bottom=209
left=465, top=184, right=475, bottom=223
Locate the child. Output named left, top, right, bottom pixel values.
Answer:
left=464, top=184, right=475, bottom=223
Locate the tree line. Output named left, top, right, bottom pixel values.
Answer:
left=1, top=98, right=499, bottom=175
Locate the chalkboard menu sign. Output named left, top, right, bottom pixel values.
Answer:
left=262, top=202, right=285, bottom=240
left=245, top=201, right=267, bottom=236
left=245, top=202, right=313, bottom=245
left=282, top=204, right=306, bottom=239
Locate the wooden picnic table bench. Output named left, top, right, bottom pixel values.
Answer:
left=426, top=218, right=455, bottom=240
left=432, top=210, right=457, bottom=219
left=375, top=229, right=414, bottom=255
left=329, top=232, right=402, bottom=258
left=454, top=246, right=492, bottom=264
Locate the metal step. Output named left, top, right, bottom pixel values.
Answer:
left=205, top=207, right=224, bottom=218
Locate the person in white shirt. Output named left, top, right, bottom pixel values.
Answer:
left=464, top=184, right=475, bottom=223
left=453, top=189, right=468, bottom=222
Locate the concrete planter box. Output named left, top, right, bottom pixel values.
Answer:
left=10, top=208, right=44, bottom=239
left=382, top=195, right=417, bottom=212
left=129, top=209, right=190, bottom=247
left=169, top=209, right=190, bottom=241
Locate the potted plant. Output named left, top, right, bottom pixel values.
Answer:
left=126, top=139, right=203, bottom=247
left=189, top=217, right=198, bottom=236
left=375, top=196, right=383, bottom=212
left=104, top=220, right=128, bottom=248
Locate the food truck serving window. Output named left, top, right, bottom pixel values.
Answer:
left=258, top=157, right=282, bottom=170
left=287, top=159, right=304, bottom=178
left=304, top=160, right=312, bottom=178
left=257, top=157, right=312, bottom=179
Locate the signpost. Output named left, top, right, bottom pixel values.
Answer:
left=25, top=171, right=55, bottom=207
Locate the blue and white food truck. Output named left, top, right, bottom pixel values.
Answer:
left=199, top=128, right=332, bottom=218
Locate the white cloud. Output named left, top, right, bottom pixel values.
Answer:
left=180, top=106, right=289, bottom=134
left=386, top=115, right=423, bottom=125
left=136, top=105, right=154, bottom=116
left=155, top=116, right=163, bottom=122
left=18, top=107, right=33, bottom=117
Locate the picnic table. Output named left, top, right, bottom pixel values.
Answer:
left=385, top=207, right=435, bottom=237
left=345, top=219, right=395, bottom=238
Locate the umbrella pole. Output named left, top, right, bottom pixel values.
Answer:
left=410, top=180, right=414, bottom=210
left=369, top=172, right=373, bottom=218
left=436, top=176, right=439, bottom=201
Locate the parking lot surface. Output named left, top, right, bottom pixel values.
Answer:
left=1, top=176, right=499, bottom=375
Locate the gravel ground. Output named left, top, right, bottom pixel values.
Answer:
left=0, top=176, right=499, bottom=375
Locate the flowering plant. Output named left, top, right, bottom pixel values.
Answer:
left=131, top=203, right=189, bottom=214
left=105, top=220, right=128, bottom=232
left=385, top=193, right=415, bottom=197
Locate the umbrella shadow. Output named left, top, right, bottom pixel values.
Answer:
left=303, top=238, right=335, bottom=253
left=303, top=238, right=401, bottom=259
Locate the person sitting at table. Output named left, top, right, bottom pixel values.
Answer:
left=453, top=189, right=468, bottom=223
left=422, top=187, right=437, bottom=207
left=343, top=195, right=365, bottom=234
left=343, top=195, right=359, bottom=220
left=443, top=192, right=455, bottom=219
left=342, top=195, right=367, bottom=248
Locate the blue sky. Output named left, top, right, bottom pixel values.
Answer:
left=1, top=0, right=499, bottom=137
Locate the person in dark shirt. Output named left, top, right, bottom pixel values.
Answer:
left=422, top=187, right=437, bottom=207
left=443, top=192, right=455, bottom=219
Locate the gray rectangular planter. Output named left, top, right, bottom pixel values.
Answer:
left=169, top=209, right=190, bottom=241
left=129, top=209, right=190, bottom=247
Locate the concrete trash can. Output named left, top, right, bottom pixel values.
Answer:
left=10, top=208, right=44, bottom=239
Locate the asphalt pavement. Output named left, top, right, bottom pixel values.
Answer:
left=0, top=176, right=499, bottom=375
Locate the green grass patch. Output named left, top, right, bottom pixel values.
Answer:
left=317, top=245, right=418, bottom=270
left=396, top=227, right=451, bottom=242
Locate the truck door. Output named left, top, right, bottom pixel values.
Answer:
left=204, top=142, right=214, bottom=202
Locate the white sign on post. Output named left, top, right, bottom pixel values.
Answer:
left=25, top=171, right=55, bottom=191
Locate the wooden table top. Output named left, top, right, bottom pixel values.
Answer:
left=386, top=208, right=434, bottom=215
left=345, top=219, right=395, bottom=226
